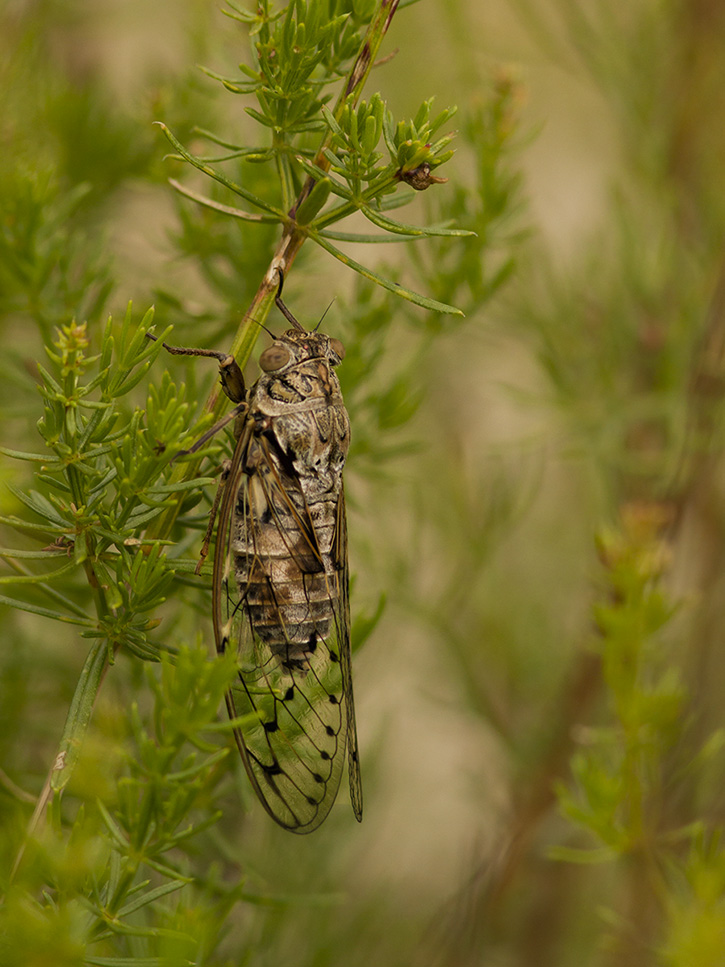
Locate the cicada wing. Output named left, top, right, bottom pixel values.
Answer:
left=212, top=429, right=355, bottom=833
left=333, top=489, right=363, bottom=822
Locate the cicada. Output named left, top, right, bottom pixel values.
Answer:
left=158, top=288, right=362, bottom=833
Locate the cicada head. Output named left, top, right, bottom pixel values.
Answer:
left=259, top=330, right=345, bottom=374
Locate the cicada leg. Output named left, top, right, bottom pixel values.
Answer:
left=195, top=411, right=252, bottom=574
left=147, top=332, right=251, bottom=569
left=146, top=332, right=246, bottom=404
left=177, top=403, right=246, bottom=459
left=195, top=459, right=231, bottom=575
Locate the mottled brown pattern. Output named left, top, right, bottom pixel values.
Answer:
left=211, top=326, right=362, bottom=833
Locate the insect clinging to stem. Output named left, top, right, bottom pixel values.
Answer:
left=153, top=273, right=362, bottom=833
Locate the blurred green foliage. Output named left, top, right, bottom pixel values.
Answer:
left=2, top=0, right=725, bottom=966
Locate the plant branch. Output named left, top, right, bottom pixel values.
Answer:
left=145, top=0, right=402, bottom=544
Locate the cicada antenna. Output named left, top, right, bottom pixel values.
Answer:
left=314, top=298, right=335, bottom=332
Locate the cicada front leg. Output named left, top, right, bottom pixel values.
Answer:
left=147, top=332, right=249, bottom=571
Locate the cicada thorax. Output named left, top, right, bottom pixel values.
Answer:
left=232, top=340, right=350, bottom=671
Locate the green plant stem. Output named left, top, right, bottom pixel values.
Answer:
left=50, top=638, right=110, bottom=794
left=274, top=136, right=296, bottom=213
left=8, top=638, right=110, bottom=887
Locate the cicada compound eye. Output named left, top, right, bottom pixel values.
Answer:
left=329, top=337, right=345, bottom=361
left=259, top=343, right=291, bottom=373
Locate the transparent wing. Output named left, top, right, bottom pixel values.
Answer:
left=212, top=427, right=361, bottom=833
left=334, top=490, right=363, bottom=821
